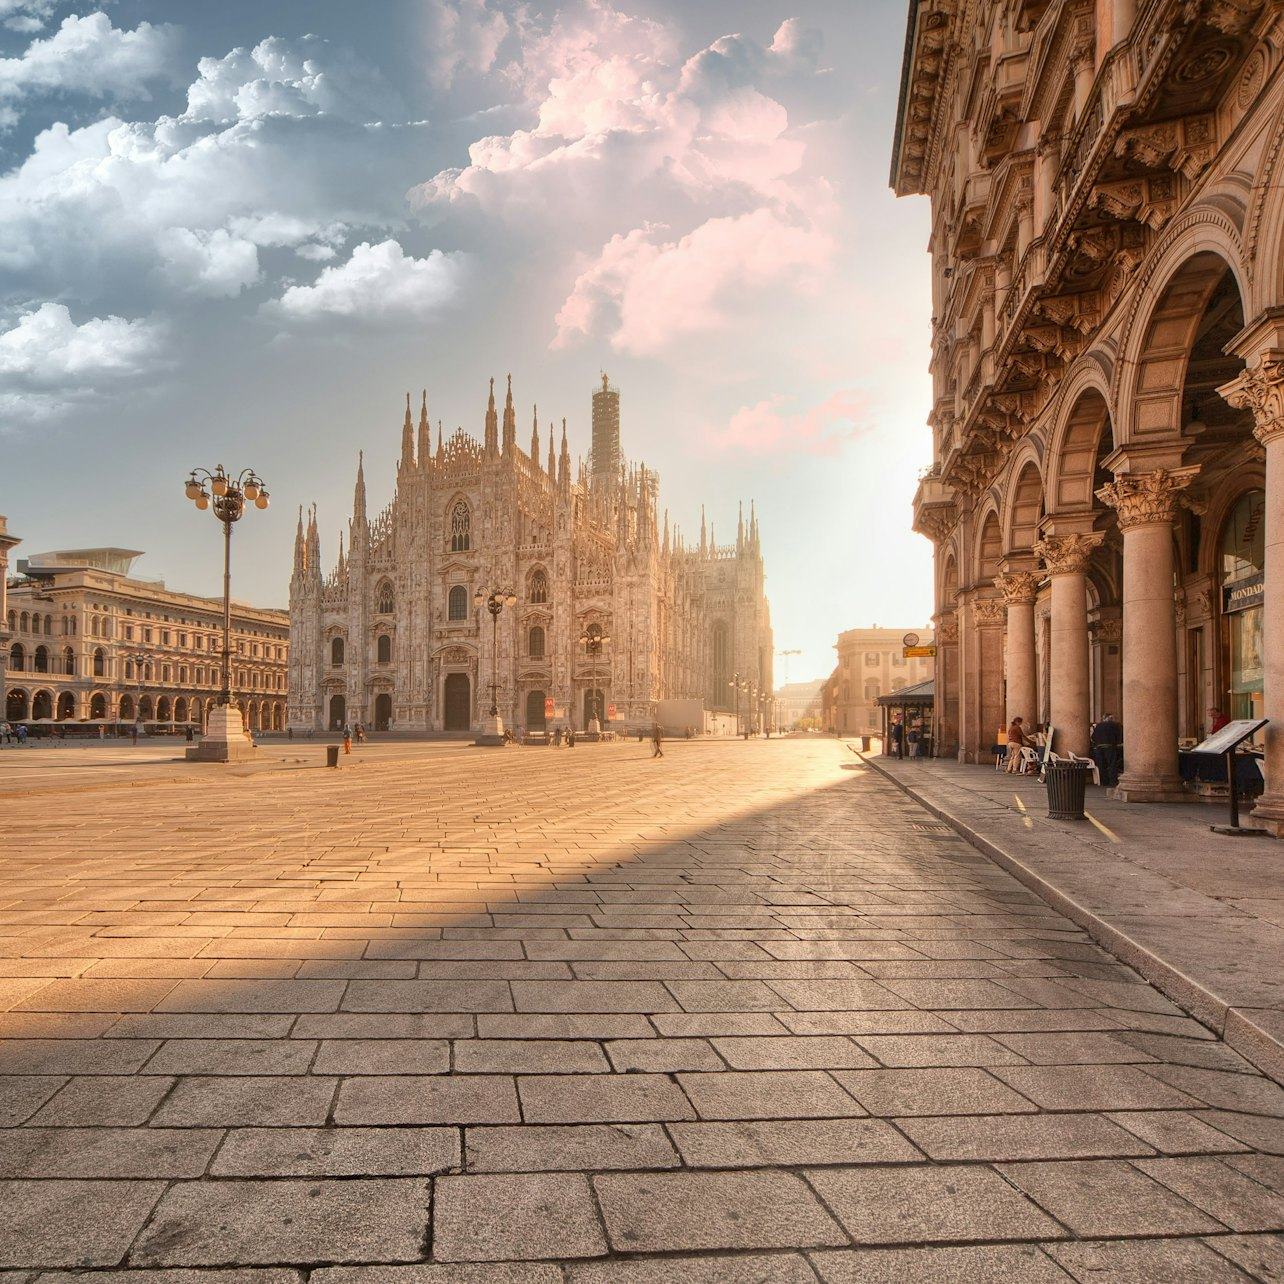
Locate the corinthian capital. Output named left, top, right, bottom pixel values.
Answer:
left=995, top=570, right=1041, bottom=605
left=1219, top=351, right=1284, bottom=447
left=1095, top=466, right=1201, bottom=529
left=1034, top=531, right=1104, bottom=575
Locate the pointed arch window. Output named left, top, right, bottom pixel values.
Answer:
left=376, top=581, right=395, bottom=614
left=450, top=501, right=471, bottom=552
left=377, top=634, right=392, bottom=664
left=331, top=636, right=345, bottom=666
left=528, top=568, right=549, bottom=604
left=529, top=625, right=545, bottom=659
left=447, top=585, right=468, bottom=621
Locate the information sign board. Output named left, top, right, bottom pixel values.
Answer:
left=1193, top=718, right=1268, bottom=756
left=903, top=646, right=937, bottom=658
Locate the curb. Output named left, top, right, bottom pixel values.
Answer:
left=860, top=753, right=1284, bottom=1085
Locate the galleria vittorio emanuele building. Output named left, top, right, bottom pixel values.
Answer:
left=894, top=0, right=1284, bottom=831
left=288, top=376, right=773, bottom=736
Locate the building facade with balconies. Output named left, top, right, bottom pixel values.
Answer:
left=893, top=0, right=1284, bottom=830
left=5, top=548, right=288, bottom=733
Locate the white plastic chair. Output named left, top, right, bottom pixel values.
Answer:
left=1068, top=750, right=1101, bottom=787
left=1018, top=746, right=1040, bottom=774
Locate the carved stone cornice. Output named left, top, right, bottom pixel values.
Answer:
left=1034, top=531, right=1105, bottom=575
left=936, top=616, right=959, bottom=644
left=973, top=597, right=1007, bottom=626
left=1095, top=466, right=1202, bottom=528
left=915, top=503, right=958, bottom=543
left=995, top=570, right=1042, bottom=605
left=1219, top=351, right=1284, bottom=446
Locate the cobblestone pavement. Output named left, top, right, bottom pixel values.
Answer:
left=1, top=738, right=1282, bottom=1281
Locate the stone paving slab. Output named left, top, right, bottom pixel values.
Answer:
left=865, top=751, right=1284, bottom=1082
left=3, top=738, right=1284, bottom=1275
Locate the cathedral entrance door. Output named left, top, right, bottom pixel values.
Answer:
left=444, top=673, right=471, bottom=731
left=526, top=690, right=546, bottom=730
left=584, top=688, right=603, bottom=729
left=329, top=694, right=346, bottom=730
left=375, top=693, right=392, bottom=731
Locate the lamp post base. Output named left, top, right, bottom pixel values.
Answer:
left=474, top=712, right=508, bottom=747
left=186, top=704, right=257, bottom=762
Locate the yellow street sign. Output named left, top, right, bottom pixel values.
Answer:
left=903, top=646, right=937, bottom=658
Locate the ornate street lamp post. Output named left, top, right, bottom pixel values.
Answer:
left=475, top=587, right=516, bottom=744
left=182, top=465, right=269, bottom=761
left=728, top=671, right=743, bottom=736
left=579, top=622, right=610, bottom=734
left=128, top=649, right=146, bottom=739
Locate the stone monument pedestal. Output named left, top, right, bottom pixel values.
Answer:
left=186, top=704, right=257, bottom=763
left=474, top=712, right=508, bottom=747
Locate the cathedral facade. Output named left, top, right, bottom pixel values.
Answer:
left=288, top=376, right=773, bottom=734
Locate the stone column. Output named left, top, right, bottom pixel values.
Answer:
left=1097, top=467, right=1200, bottom=801
left=1221, top=355, right=1284, bottom=834
left=996, top=570, right=1040, bottom=726
left=1034, top=532, right=1103, bottom=757
left=974, top=596, right=1007, bottom=752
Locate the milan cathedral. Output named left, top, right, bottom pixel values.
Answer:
left=288, top=376, right=773, bottom=734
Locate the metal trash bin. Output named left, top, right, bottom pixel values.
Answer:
left=859, top=736, right=871, bottom=752
left=326, top=745, right=340, bottom=768
left=1046, top=760, right=1090, bottom=819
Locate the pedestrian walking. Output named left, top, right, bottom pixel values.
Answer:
left=342, top=722, right=353, bottom=755
left=555, top=725, right=563, bottom=747
left=567, top=727, right=576, bottom=748
left=651, top=722, right=664, bottom=758
left=17, top=724, right=28, bottom=746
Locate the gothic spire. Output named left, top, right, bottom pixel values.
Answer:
left=400, top=393, right=414, bottom=473
left=531, top=404, right=540, bottom=464
left=502, top=373, right=516, bottom=455
left=558, top=418, right=570, bottom=488
left=547, top=424, right=556, bottom=477
left=293, top=506, right=306, bottom=575
left=437, top=420, right=444, bottom=460
left=700, top=505, right=707, bottom=556
left=353, top=451, right=367, bottom=525
left=417, top=391, right=430, bottom=468
left=737, top=500, right=744, bottom=552
left=484, top=376, right=498, bottom=456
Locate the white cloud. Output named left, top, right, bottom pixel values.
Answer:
left=264, top=239, right=467, bottom=323
left=0, top=13, right=180, bottom=127
left=411, top=5, right=836, bottom=351
left=0, top=301, right=164, bottom=422
left=0, top=0, right=59, bottom=33
left=422, top=0, right=511, bottom=88
left=706, top=388, right=868, bottom=456
left=0, top=33, right=433, bottom=310
left=182, top=34, right=404, bottom=124
left=158, top=226, right=261, bottom=298
left=553, top=208, right=831, bottom=357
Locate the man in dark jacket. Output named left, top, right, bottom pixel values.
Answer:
left=1090, top=714, right=1123, bottom=787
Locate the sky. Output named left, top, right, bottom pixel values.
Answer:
left=0, top=0, right=934, bottom=684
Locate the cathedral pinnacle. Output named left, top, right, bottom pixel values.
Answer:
left=417, top=391, right=430, bottom=469
left=558, top=418, right=570, bottom=488
left=502, top=372, right=516, bottom=455
left=400, top=393, right=415, bottom=473
left=484, top=376, right=498, bottom=455
left=353, top=451, right=367, bottom=525
left=293, top=506, right=306, bottom=575
left=531, top=404, right=540, bottom=464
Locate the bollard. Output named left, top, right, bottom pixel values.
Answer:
left=326, top=745, right=340, bottom=768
